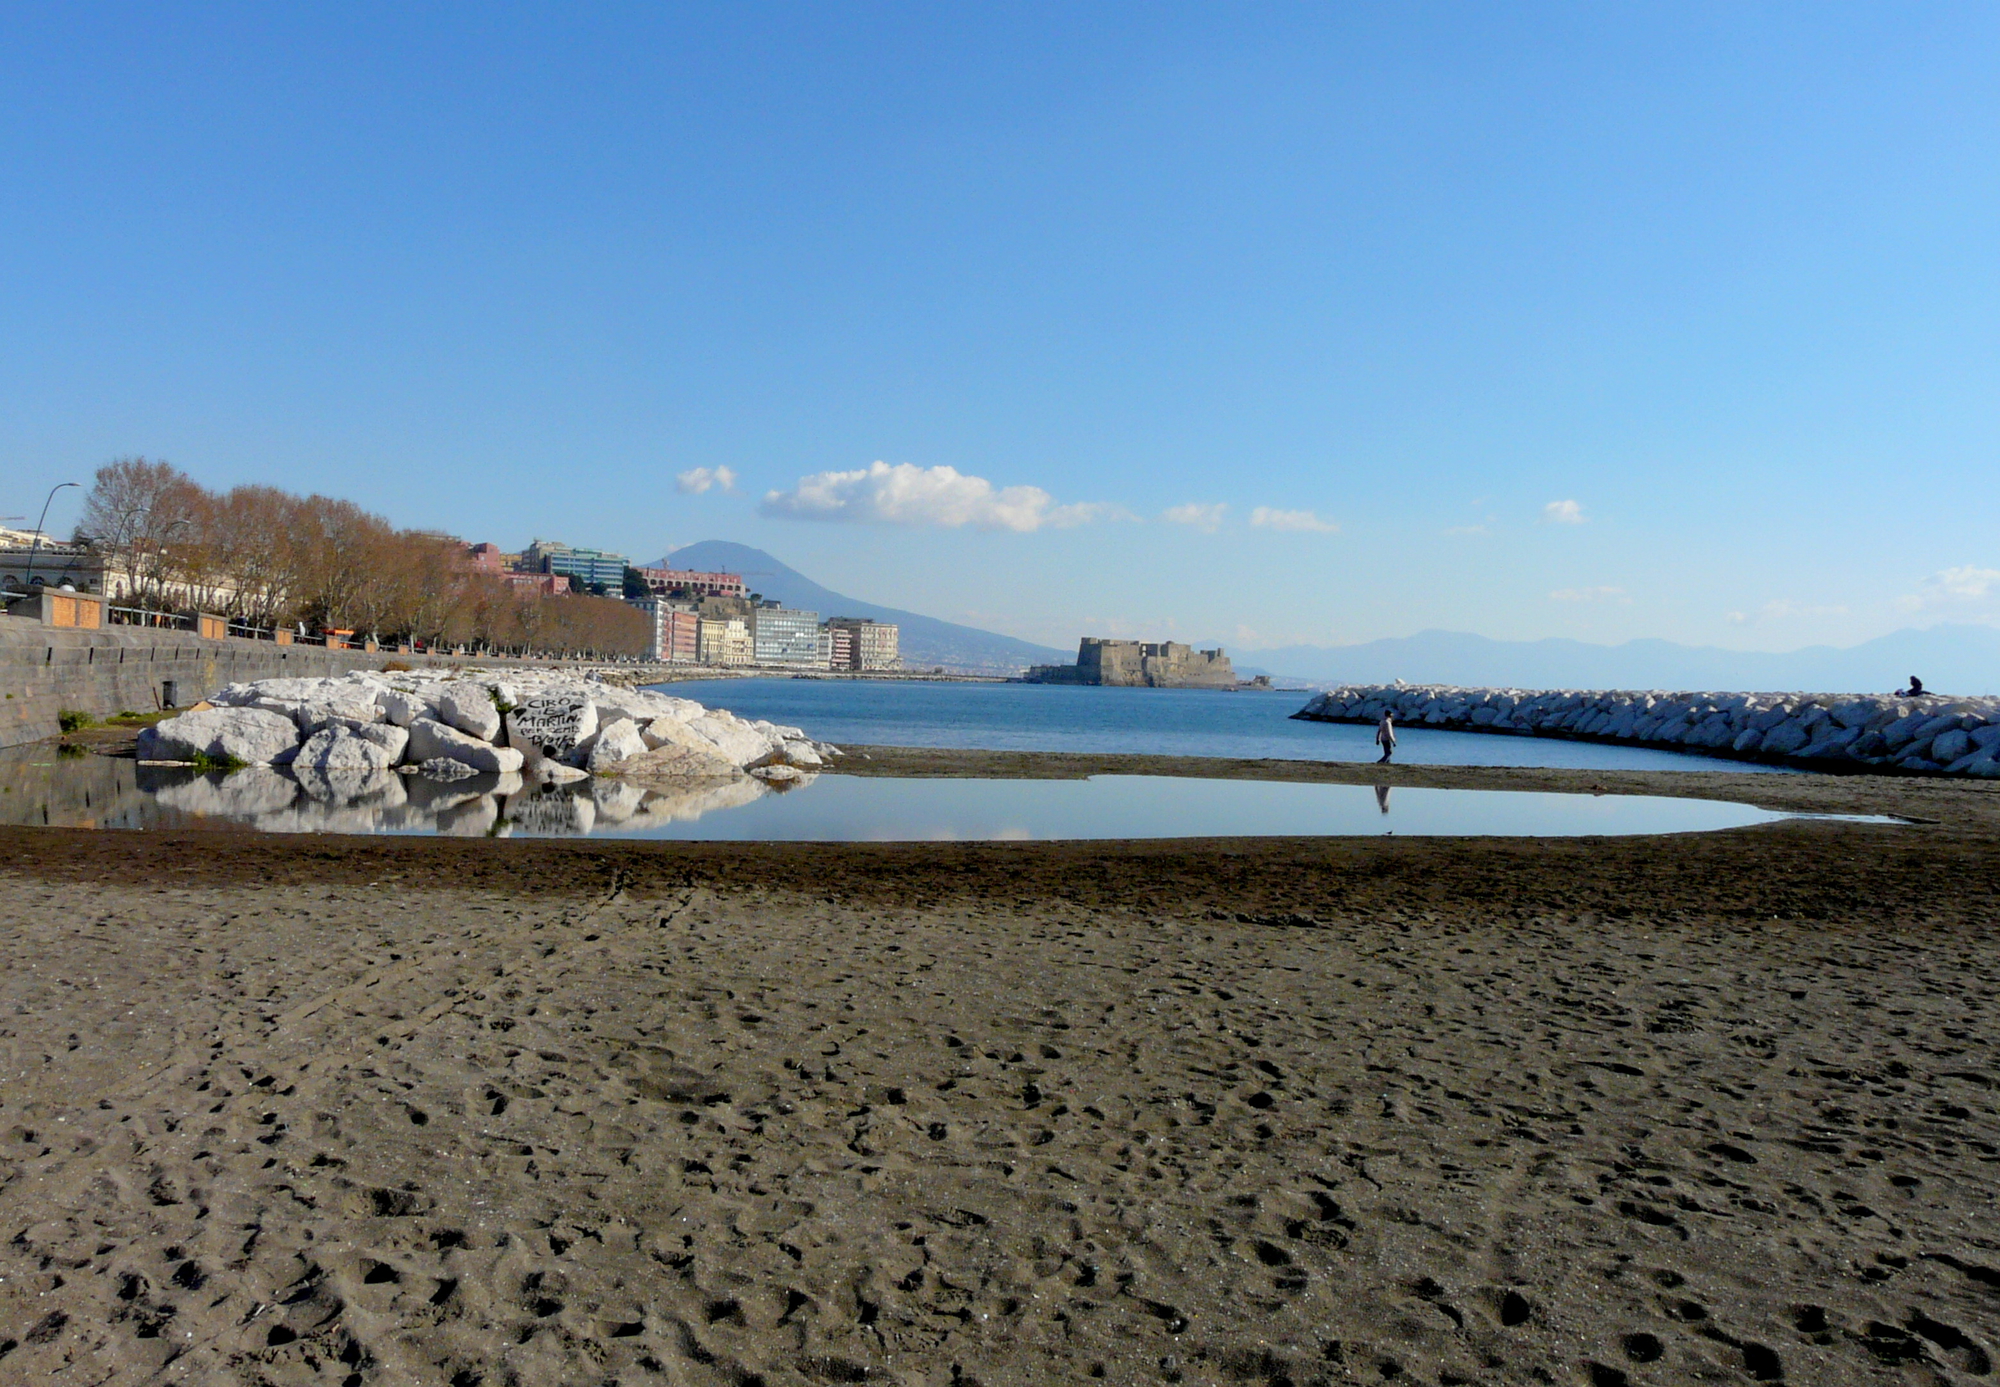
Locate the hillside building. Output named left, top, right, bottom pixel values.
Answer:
left=521, top=540, right=629, bottom=592
left=636, top=567, right=747, bottom=600
left=462, top=542, right=507, bottom=573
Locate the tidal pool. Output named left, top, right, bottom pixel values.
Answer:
left=0, top=748, right=1880, bottom=840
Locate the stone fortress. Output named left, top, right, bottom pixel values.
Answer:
left=1025, top=637, right=1250, bottom=689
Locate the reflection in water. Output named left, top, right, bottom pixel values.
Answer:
left=1, top=745, right=1893, bottom=840
left=0, top=745, right=794, bottom=837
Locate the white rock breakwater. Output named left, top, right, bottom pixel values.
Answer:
left=134, top=668, right=834, bottom=782
left=1294, top=684, right=2000, bottom=776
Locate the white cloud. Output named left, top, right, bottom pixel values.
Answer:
left=1249, top=506, right=1339, bottom=534
left=1161, top=502, right=1227, bottom=532
left=1549, top=585, right=1629, bottom=604
left=676, top=466, right=737, bottom=495
left=1897, top=565, right=2000, bottom=616
left=1928, top=565, right=2000, bottom=600
left=1541, top=499, right=1585, bottom=524
left=760, top=461, right=1108, bottom=532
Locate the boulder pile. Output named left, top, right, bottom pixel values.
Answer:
left=135, top=668, right=834, bottom=782
left=1294, top=684, right=2000, bottom=776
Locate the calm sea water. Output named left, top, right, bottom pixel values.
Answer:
left=654, top=678, right=1789, bottom=773
left=0, top=747, right=1838, bottom=839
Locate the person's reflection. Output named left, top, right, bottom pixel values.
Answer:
left=1374, top=784, right=1392, bottom=815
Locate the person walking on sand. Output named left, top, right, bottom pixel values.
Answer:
left=1375, top=710, right=1397, bottom=764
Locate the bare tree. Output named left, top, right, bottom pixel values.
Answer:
left=78, top=457, right=202, bottom=605
left=75, top=460, right=654, bottom=655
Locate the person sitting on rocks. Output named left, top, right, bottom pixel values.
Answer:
left=1375, top=711, right=1397, bottom=764
left=1897, top=675, right=1926, bottom=697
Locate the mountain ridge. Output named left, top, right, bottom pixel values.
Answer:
left=651, top=542, right=1996, bottom=693
left=1225, top=624, right=2000, bottom=696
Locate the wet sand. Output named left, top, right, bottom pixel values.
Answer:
left=1, top=750, right=1997, bottom=1384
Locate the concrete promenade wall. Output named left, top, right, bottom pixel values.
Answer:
left=0, top=616, right=495, bottom=749
left=1294, top=683, right=2000, bottom=777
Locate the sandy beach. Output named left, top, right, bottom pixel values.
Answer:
left=2, top=752, right=1997, bottom=1385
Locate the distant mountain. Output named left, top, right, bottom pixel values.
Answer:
left=1235, top=624, right=2000, bottom=696
left=657, top=541, right=1071, bottom=674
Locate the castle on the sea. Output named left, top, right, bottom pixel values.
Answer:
left=1024, top=637, right=1259, bottom=689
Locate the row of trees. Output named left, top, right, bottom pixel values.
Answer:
left=76, top=458, right=650, bottom=657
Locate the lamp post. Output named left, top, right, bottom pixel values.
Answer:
left=22, top=481, right=80, bottom=589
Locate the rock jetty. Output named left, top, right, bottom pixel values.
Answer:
left=135, top=668, right=833, bottom=782
left=1294, top=684, right=2000, bottom=776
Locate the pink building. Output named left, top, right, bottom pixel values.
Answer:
left=631, top=599, right=700, bottom=662
left=637, top=567, right=747, bottom=599
left=505, top=572, right=571, bottom=595
left=826, top=625, right=855, bottom=669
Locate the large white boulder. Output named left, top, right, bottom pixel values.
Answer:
left=505, top=693, right=599, bottom=768
left=406, top=717, right=525, bottom=774
left=586, top=718, right=649, bottom=773
left=771, top=738, right=823, bottom=769
left=294, top=695, right=383, bottom=736
left=293, top=726, right=397, bottom=773
left=377, top=688, right=434, bottom=727
left=590, top=690, right=679, bottom=727
left=687, top=712, right=780, bottom=768
left=138, top=707, right=303, bottom=767
left=208, top=676, right=349, bottom=707
left=248, top=695, right=307, bottom=722
left=617, top=716, right=746, bottom=780
left=437, top=683, right=502, bottom=742
left=354, top=722, right=410, bottom=763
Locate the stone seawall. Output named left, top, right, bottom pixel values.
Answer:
left=1294, top=683, right=2000, bottom=777
left=0, top=618, right=480, bottom=749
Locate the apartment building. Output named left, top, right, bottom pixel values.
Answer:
left=826, top=617, right=900, bottom=671
left=751, top=602, right=823, bottom=667
left=630, top=597, right=700, bottom=663
left=824, top=624, right=855, bottom=669
left=697, top=616, right=754, bottom=666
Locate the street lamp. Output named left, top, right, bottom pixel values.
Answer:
left=22, top=481, right=80, bottom=589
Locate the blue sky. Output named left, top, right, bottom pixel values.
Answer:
left=4, top=3, right=1996, bottom=653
